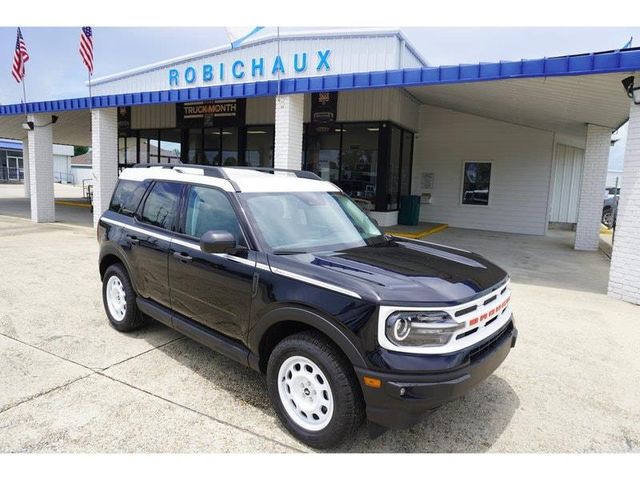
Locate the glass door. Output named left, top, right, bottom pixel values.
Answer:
left=6, top=156, right=22, bottom=180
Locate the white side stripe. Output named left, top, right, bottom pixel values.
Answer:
left=270, top=267, right=362, bottom=299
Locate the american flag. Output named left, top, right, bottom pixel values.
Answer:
left=11, top=27, right=29, bottom=83
left=79, top=26, right=93, bottom=75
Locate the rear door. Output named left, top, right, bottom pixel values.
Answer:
left=130, top=180, right=184, bottom=308
left=168, top=184, right=256, bottom=341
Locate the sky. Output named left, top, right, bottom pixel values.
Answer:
left=0, top=26, right=636, bottom=168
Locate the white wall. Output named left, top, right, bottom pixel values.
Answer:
left=412, top=104, right=555, bottom=235
left=71, top=165, right=93, bottom=186
left=91, top=32, right=420, bottom=96
left=303, top=88, right=420, bottom=131
left=549, top=143, right=584, bottom=224
left=130, top=88, right=421, bottom=132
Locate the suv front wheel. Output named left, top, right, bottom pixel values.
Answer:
left=266, top=331, right=364, bottom=449
left=102, top=263, right=144, bottom=332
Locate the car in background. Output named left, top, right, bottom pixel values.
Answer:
left=602, top=188, right=620, bottom=228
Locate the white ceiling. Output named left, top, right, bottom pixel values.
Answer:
left=406, top=72, right=633, bottom=139
left=0, top=109, right=91, bottom=146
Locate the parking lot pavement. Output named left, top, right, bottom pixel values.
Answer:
left=0, top=215, right=639, bottom=453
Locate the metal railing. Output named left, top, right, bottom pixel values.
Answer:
left=54, top=171, right=75, bottom=184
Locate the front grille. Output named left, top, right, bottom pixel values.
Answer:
left=455, top=305, right=477, bottom=317
left=469, top=321, right=513, bottom=362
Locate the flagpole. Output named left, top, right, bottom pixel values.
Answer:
left=88, top=70, right=92, bottom=109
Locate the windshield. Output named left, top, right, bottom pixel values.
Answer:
left=239, top=191, right=384, bottom=253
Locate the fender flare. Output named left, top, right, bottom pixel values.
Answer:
left=249, top=306, right=368, bottom=369
left=98, top=243, right=140, bottom=293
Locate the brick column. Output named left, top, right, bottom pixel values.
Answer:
left=27, top=114, right=55, bottom=223
left=22, top=136, right=30, bottom=197
left=608, top=99, right=640, bottom=304
left=274, top=94, right=304, bottom=170
left=92, top=108, right=119, bottom=227
left=574, top=124, right=611, bottom=250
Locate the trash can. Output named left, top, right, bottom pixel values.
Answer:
left=398, top=195, right=420, bottom=226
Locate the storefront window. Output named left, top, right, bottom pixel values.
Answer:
left=221, top=127, right=239, bottom=166
left=461, top=162, right=492, bottom=205
left=203, top=128, right=222, bottom=165
left=187, top=128, right=204, bottom=164
left=387, top=126, right=402, bottom=210
left=245, top=126, right=274, bottom=167
left=340, top=124, right=378, bottom=212
left=400, top=131, right=413, bottom=196
left=160, top=130, right=182, bottom=164
left=305, top=125, right=340, bottom=182
left=118, top=136, right=138, bottom=166
left=139, top=130, right=161, bottom=164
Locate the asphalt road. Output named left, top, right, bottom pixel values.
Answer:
left=0, top=214, right=638, bottom=452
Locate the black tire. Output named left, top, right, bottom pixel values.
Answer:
left=102, top=263, right=145, bottom=332
left=602, top=208, right=614, bottom=229
left=266, top=331, right=364, bottom=449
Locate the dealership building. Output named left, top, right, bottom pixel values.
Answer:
left=0, top=29, right=639, bottom=304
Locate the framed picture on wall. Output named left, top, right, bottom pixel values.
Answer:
left=461, top=161, right=492, bottom=206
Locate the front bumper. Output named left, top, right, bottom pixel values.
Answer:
left=355, top=317, right=517, bottom=430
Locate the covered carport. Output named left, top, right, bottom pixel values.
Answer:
left=0, top=46, right=638, bottom=305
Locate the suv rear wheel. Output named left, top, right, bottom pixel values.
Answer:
left=602, top=207, right=614, bottom=229
left=266, top=331, right=364, bottom=449
left=102, top=263, right=144, bottom=332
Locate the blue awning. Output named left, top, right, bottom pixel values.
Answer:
left=1, top=47, right=639, bottom=116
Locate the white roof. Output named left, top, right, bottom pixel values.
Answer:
left=119, top=165, right=341, bottom=194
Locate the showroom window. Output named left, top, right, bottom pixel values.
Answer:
left=303, top=121, right=414, bottom=213
left=461, top=161, right=492, bottom=206
left=340, top=123, right=379, bottom=211
left=245, top=126, right=274, bottom=167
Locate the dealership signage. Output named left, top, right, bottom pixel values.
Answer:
left=176, top=99, right=246, bottom=127
left=311, top=92, right=338, bottom=124
left=168, top=49, right=332, bottom=87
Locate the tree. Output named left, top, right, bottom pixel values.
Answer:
left=74, top=146, right=90, bottom=156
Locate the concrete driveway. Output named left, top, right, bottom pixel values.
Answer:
left=0, top=215, right=639, bottom=453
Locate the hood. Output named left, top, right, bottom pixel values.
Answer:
left=268, top=238, right=508, bottom=305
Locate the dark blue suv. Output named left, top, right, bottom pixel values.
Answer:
left=98, top=164, right=517, bottom=449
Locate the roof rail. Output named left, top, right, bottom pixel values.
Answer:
left=131, top=163, right=241, bottom=191
left=223, top=166, right=322, bottom=181
left=129, top=163, right=324, bottom=191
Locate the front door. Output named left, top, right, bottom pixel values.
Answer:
left=169, top=184, right=255, bottom=341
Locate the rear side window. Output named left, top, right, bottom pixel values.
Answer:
left=109, top=180, right=146, bottom=216
left=139, top=181, right=183, bottom=230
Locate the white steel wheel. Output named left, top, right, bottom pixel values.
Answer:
left=277, top=355, right=334, bottom=432
left=106, top=275, right=127, bottom=322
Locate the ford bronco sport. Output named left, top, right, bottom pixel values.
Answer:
left=98, top=164, right=517, bottom=449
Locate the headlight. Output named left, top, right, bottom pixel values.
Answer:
left=385, top=311, right=462, bottom=347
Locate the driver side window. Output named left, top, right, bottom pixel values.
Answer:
left=184, top=185, right=241, bottom=241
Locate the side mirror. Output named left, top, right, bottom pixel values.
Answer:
left=200, top=230, right=237, bottom=254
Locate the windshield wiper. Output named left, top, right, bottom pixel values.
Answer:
left=273, top=249, right=307, bottom=255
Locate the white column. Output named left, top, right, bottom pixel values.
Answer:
left=274, top=94, right=304, bottom=170
left=27, top=114, right=55, bottom=223
left=92, top=108, right=119, bottom=227
left=574, top=124, right=611, bottom=250
left=608, top=99, right=640, bottom=304
left=22, top=136, right=30, bottom=197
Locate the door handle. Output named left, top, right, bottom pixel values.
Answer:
left=173, top=251, right=193, bottom=263
left=126, top=234, right=140, bottom=245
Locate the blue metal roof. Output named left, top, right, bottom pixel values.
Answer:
left=0, top=139, right=22, bottom=150
left=2, top=47, right=639, bottom=116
